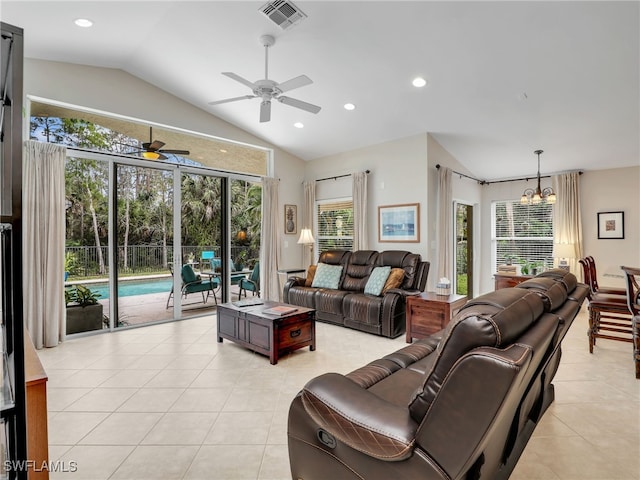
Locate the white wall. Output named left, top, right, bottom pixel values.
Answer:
left=580, top=166, right=640, bottom=288
left=23, top=59, right=307, bottom=268
left=305, top=133, right=484, bottom=292
left=305, top=133, right=430, bottom=259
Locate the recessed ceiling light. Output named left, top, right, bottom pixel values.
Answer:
left=74, top=18, right=93, bottom=28
left=344, top=103, right=356, bottom=111
left=412, top=77, right=427, bottom=88
left=220, top=149, right=227, bottom=153
left=294, top=122, right=304, bottom=128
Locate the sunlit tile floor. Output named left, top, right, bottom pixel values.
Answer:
left=39, top=309, right=639, bottom=480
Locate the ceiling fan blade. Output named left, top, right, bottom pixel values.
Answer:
left=159, top=149, right=190, bottom=156
left=278, top=75, right=313, bottom=93
left=157, top=152, right=168, bottom=161
left=222, top=72, right=257, bottom=90
left=277, top=96, right=321, bottom=114
left=208, top=95, right=256, bottom=106
left=260, top=100, right=271, bottom=123
left=148, top=140, right=165, bottom=151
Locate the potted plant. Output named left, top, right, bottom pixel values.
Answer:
left=234, top=250, right=248, bottom=271
left=65, top=284, right=104, bottom=334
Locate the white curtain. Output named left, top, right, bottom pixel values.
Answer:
left=552, top=172, right=583, bottom=275
left=261, top=177, right=280, bottom=300
left=23, top=141, right=66, bottom=348
left=302, top=180, right=316, bottom=265
left=352, top=171, right=368, bottom=251
left=436, top=166, right=453, bottom=282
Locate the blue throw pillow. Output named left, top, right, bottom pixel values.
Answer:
left=311, top=263, right=343, bottom=289
left=364, top=266, right=392, bottom=296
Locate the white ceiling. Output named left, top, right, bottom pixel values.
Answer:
left=1, top=1, right=638, bottom=180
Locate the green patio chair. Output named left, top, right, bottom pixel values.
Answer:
left=166, top=264, right=219, bottom=309
left=201, top=250, right=215, bottom=271
left=238, top=262, right=260, bottom=298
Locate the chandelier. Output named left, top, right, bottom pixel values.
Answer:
left=520, top=149, right=556, bottom=205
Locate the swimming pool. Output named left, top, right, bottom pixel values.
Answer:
left=90, top=277, right=173, bottom=300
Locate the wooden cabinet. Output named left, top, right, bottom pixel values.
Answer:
left=217, top=302, right=315, bottom=364
left=494, top=274, right=533, bottom=290
left=406, top=292, right=468, bottom=342
left=24, top=332, right=49, bottom=480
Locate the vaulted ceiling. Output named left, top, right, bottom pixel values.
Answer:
left=2, top=1, right=638, bottom=180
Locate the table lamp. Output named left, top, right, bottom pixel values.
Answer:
left=297, top=228, right=315, bottom=260
left=553, top=243, right=576, bottom=271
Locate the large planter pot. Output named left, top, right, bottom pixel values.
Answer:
left=66, top=303, right=104, bottom=335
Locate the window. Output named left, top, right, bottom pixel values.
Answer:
left=316, top=199, right=354, bottom=253
left=492, top=200, right=554, bottom=272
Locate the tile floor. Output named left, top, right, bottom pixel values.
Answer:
left=39, top=308, right=639, bottom=480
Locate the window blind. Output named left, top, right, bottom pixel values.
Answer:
left=316, top=199, right=354, bottom=253
left=493, top=200, right=554, bottom=271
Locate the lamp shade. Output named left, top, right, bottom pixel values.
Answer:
left=553, top=243, right=576, bottom=259
left=142, top=151, right=160, bottom=160
left=297, top=228, right=314, bottom=245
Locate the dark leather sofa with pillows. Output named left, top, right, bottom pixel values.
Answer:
left=287, top=269, right=589, bottom=480
left=283, top=249, right=430, bottom=338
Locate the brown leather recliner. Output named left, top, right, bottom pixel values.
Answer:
left=283, top=249, right=430, bottom=338
left=288, top=270, right=588, bottom=480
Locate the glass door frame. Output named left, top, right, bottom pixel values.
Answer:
left=68, top=148, right=261, bottom=331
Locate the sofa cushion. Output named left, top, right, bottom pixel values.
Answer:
left=382, top=268, right=405, bottom=294
left=304, top=264, right=317, bottom=287
left=312, top=263, right=343, bottom=289
left=378, top=251, right=421, bottom=289
left=364, top=266, right=392, bottom=296
left=343, top=250, right=378, bottom=291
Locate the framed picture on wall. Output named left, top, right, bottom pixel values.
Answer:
left=597, top=211, right=624, bottom=239
left=378, top=203, right=420, bottom=242
left=284, top=204, right=297, bottom=235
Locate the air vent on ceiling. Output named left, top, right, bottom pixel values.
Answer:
left=259, top=0, right=307, bottom=30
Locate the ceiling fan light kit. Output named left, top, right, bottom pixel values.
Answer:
left=208, top=34, right=321, bottom=123
left=133, top=127, right=190, bottom=161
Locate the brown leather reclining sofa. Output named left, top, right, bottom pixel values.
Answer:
left=283, top=249, right=430, bottom=338
left=288, top=269, right=589, bottom=480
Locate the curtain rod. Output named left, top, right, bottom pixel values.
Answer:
left=435, top=164, right=582, bottom=185
left=315, top=169, right=370, bottom=183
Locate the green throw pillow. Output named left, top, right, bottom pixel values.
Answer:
left=364, top=266, right=392, bottom=296
left=311, top=263, right=343, bottom=289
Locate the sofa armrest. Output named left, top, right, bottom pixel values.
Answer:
left=301, top=372, right=418, bottom=461
left=386, top=288, right=422, bottom=297
left=284, top=277, right=306, bottom=289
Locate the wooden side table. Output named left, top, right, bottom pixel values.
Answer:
left=406, top=292, right=468, bottom=343
left=494, top=273, right=533, bottom=290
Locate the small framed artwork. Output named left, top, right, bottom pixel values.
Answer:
left=378, top=203, right=420, bottom=242
left=597, top=211, right=624, bottom=239
left=284, top=204, right=297, bottom=235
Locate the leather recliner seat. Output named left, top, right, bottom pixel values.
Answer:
left=284, top=249, right=430, bottom=338
left=287, top=269, right=589, bottom=480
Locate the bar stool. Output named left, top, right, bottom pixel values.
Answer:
left=579, top=258, right=632, bottom=353
left=621, top=266, right=640, bottom=379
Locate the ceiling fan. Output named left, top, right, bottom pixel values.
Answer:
left=208, top=35, right=321, bottom=123
left=133, top=127, right=190, bottom=160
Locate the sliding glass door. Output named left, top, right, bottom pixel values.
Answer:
left=114, top=163, right=176, bottom=327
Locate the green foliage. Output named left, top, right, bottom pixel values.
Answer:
left=64, top=252, right=79, bottom=275
left=34, top=116, right=263, bottom=278
left=65, top=284, right=101, bottom=307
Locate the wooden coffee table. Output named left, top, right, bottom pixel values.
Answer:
left=216, top=301, right=316, bottom=364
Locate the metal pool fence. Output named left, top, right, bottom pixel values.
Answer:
left=65, top=245, right=256, bottom=278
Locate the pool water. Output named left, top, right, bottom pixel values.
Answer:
left=90, top=278, right=173, bottom=300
